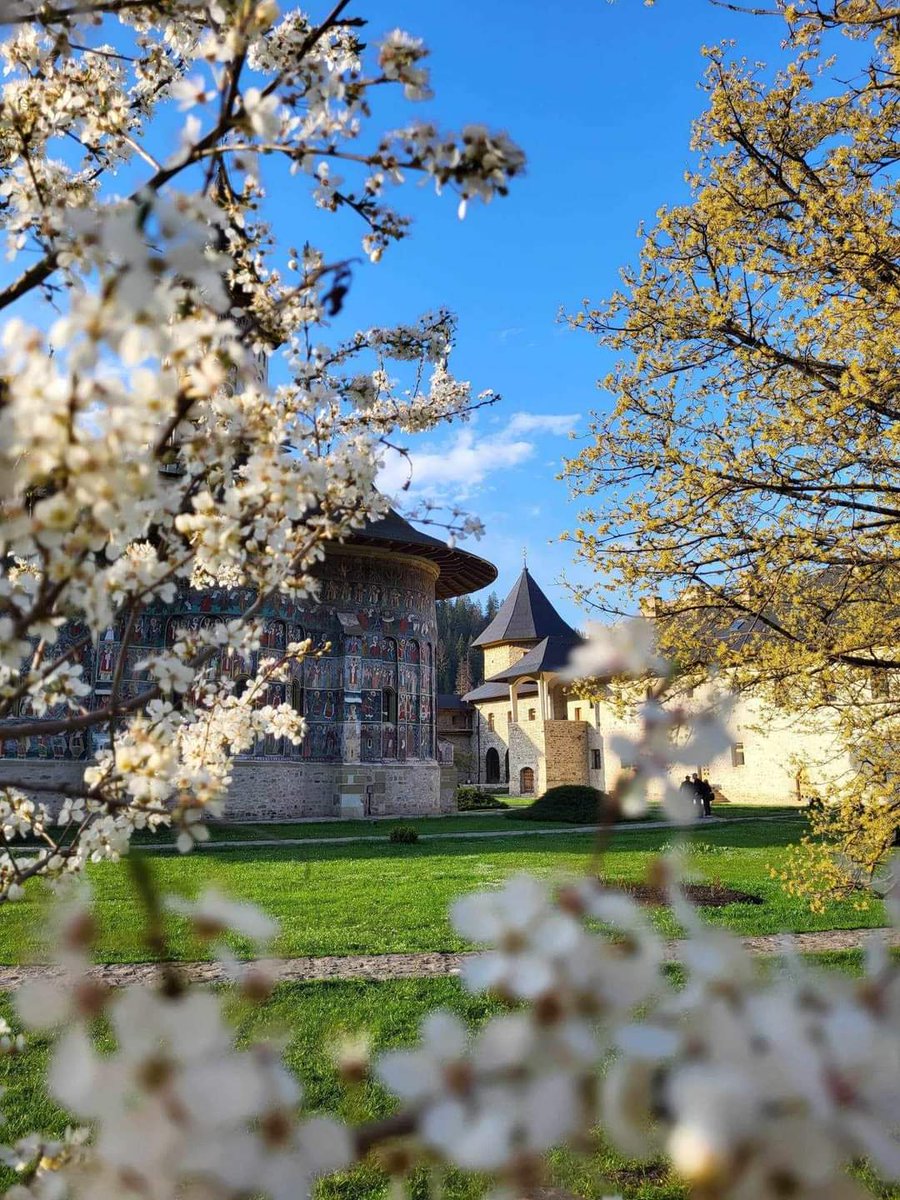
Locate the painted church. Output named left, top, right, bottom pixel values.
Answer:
left=0, top=511, right=498, bottom=820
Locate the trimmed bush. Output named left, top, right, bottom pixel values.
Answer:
left=388, top=824, right=419, bottom=844
left=506, top=784, right=608, bottom=824
left=456, top=786, right=509, bottom=811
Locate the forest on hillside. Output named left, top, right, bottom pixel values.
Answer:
left=435, top=593, right=500, bottom=695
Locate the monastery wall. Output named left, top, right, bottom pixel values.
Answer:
left=588, top=687, right=853, bottom=806
left=542, top=720, right=590, bottom=791
left=508, top=720, right=543, bottom=795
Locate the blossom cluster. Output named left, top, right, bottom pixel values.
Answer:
left=0, top=0, right=525, bottom=896
left=5, top=863, right=899, bottom=1199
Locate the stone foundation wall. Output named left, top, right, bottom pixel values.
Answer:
left=439, top=764, right=458, bottom=813
left=0, top=758, right=442, bottom=821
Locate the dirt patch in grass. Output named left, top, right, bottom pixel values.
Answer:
left=603, top=1162, right=673, bottom=1189
left=614, top=881, right=764, bottom=908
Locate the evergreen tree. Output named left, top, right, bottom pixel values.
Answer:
left=436, top=594, right=494, bottom=693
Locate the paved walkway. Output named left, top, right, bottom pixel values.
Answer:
left=0, top=927, right=894, bottom=990
left=128, top=812, right=792, bottom=852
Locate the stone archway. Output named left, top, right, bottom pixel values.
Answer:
left=520, top=766, right=535, bottom=794
left=485, top=747, right=501, bottom=784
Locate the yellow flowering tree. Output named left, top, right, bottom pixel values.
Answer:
left=564, top=1, right=900, bottom=898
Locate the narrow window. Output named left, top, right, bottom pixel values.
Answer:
left=382, top=688, right=397, bottom=724
left=528, top=708, right=536, bottom=721
left=506, top=710, right=512, bottom=725
left=591, top=749, right=602, bottom=770
left=291, top=680, right=304, bottom=715
left=731, top=742, right=745, bottom=767
left=574, top=706, right=582, bottom=721
left=488, top=712, right=495, bottom=731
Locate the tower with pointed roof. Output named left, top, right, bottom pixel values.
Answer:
left=462, top=568, right=606, bottom=797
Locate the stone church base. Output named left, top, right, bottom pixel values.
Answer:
left=0, top=758, right=451, bottom=823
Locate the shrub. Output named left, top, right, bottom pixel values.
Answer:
left=456, top=786, right=510, bottom=811
left=389, top=824, right=419, bottom=844
left=507, top=784, right=608, bottom=824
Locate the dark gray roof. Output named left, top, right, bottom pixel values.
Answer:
left=471, top=568, right=578, bottom=647
left=463, top=679, right=538, bottom=703
left=484, top=634, right=582, bottom=682
left=437, top=693, right=470, bottom=710
left=347, top=507, right=497, bottom=600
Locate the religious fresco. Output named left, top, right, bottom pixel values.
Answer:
left=361, top=724, right=381, bottom=762
left=2, top=553, right=440, bottom=766
left=1, top=623, right=94, bottom=761
left=306, top=690, right=339, bottom=720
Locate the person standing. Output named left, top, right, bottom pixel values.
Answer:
left=695, top=774, right=714, bottom=817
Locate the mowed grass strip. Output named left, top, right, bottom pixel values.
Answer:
left=0, top=814, right=886, bottom=966
left=119, top=802, right=800, bottom=845
left=3, top=956, right=896, bottom=1200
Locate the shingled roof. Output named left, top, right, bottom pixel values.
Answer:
left=347, top=507, right=497, bottom=600
left=471, top=568, right=578, bottom=647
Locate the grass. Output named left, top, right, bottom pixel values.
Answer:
left=3, top=960, right=898, bottom=1199
left=0, top=810, right=885, bottom=966
left=97, top=801, right=802, bottom=846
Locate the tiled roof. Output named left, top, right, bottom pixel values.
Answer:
left=471, top=568, right=578, bottom=647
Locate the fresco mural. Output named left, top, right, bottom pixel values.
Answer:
left=1, top=555, right=439, bottom=767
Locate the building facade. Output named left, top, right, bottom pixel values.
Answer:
left=0, top=512, right=496, bottom=819
left=461, top=568, right=853, bottom=805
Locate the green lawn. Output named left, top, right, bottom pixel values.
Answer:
left=3, top=962, right=897, bottom=1200
left=0, top=813, right=885, bottom=966
left=24, top=802, right=802, bottom=851
left=121, top=801, right=800, bottom=844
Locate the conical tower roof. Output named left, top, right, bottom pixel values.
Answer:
left=472, top=567, right=578, bottom=648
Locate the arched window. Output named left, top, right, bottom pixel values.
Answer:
left=488, top=713, right=495, bottom=731
left=485, top=747, right=500, bottom=784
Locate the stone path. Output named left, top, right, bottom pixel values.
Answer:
left=0, top=926, right=894, bottom=990
left=127, top=812, right=792, bottom=852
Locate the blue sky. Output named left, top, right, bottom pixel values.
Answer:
left=261, top=0, right=791, bottom=625
left=7, top=1, right=798, bottom=625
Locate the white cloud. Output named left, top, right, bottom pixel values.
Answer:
left=506, top=411, right=579, bottom=436
left=378, top=427, right=533, bottom=500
